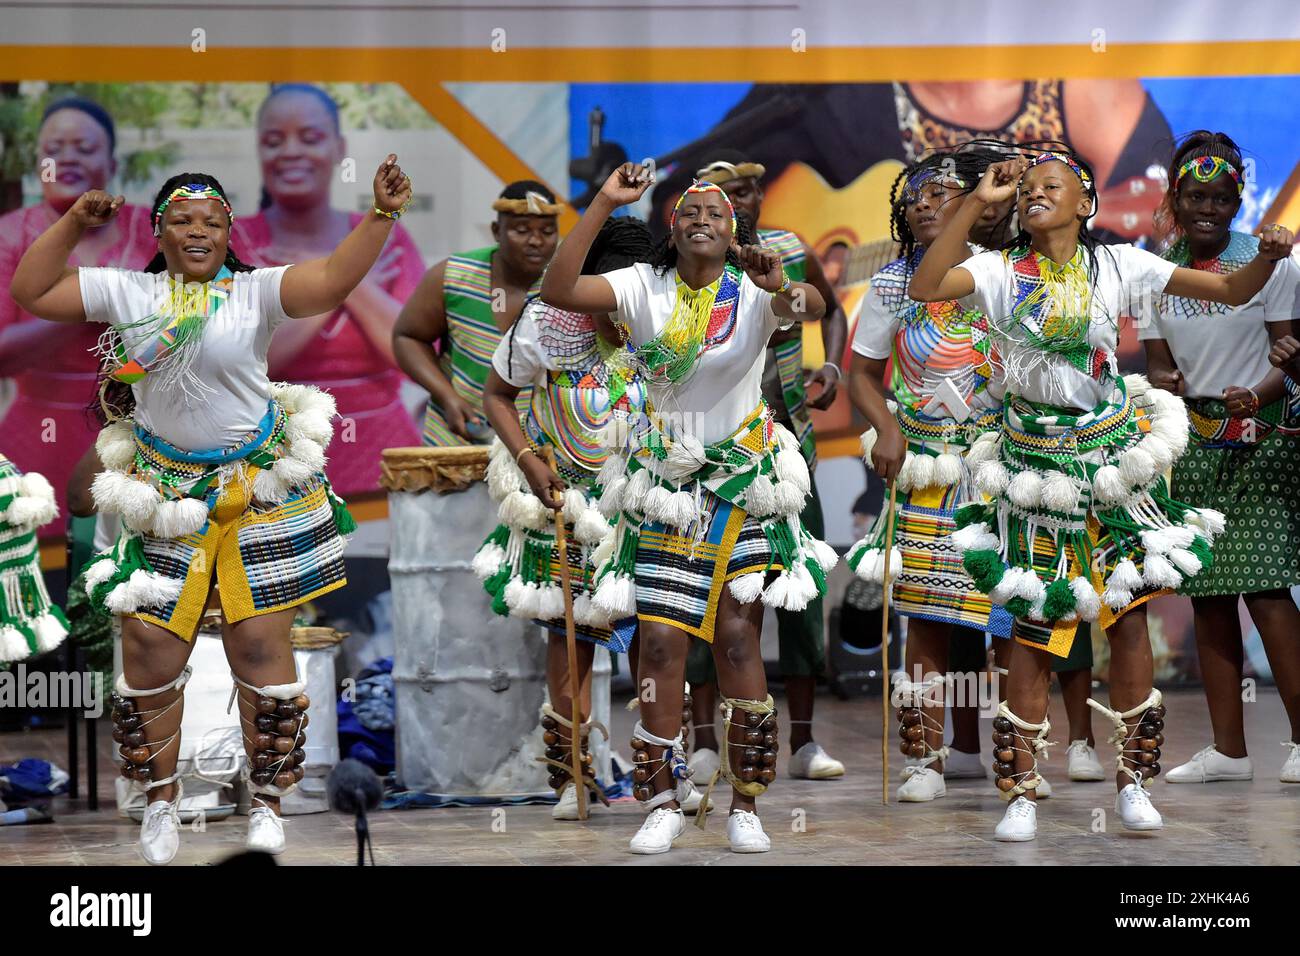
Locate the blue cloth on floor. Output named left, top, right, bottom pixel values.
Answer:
left=352, top=658, right=395, bottom=732
left=0, top=759, right=69, bottom=806
left=383, top=773, right=627, bottom=810
left=337, top=658, right=396, bottom=774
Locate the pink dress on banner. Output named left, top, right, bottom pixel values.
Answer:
left=231, top=212, right=425, bottom=496
left=0, top=202, right=156, bottom=536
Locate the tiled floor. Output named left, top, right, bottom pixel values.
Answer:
left=3, top=686, right=1297, bottom=866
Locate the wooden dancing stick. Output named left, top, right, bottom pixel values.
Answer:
left=543, top=445, right=589, bottom=821
left=880, top=481, right=899, bottom=806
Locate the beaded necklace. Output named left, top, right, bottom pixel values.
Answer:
left=1004, top=246, right=1107, bottom=380
left=634, top=263, right=741, bottom=385
left=95, top=266, right=235, bottom=401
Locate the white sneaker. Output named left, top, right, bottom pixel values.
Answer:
left=629, top=807, right=686, bottom=854
left=1066, top=740, right=1106, bottom=781
left=1166, top=745, right=1253, bottom=783
left=1282, top=742, right=1300, bottom=783
left=246, top=806, right=286, bottom=854
left=688, top=747, right=720, bottom=782
left=552, top=782, right=580, bottom=820
left=138, top=796, right=181, bottom=866
left=726, top=809, right=771, bottom=853
left=788, top=742, right=845, bottom=779
left=943, top=748, right=986, bottom=779
left=994, top=796, right=1037, bottom=842
left=896, top=766, right=946, bottom=802
left=1035, top=777, right=1052, bottom=798
left=1115, top=783, right=1163, bottom=831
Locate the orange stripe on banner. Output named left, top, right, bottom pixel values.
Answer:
left=1263, top=160, right=1300, bottom=233
left=4, top=41, right=1300, bottom=83
left=398, top=83, right=578, bottom=229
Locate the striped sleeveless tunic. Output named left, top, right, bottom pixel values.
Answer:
left=421, top=246, right=541, bottom=446
left=758, top=228, right=817, bottom=467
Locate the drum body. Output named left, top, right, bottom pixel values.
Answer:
left=384, top=447, right=550, bottom=797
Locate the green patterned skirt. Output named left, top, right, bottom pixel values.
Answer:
left=1173, top=399, right=1300, bottom=597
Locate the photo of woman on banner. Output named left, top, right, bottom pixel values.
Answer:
left=0, top=95, right=157, bottom=534
left=231, top=83, right=426, bottom=496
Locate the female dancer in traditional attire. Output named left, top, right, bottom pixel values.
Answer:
left=11, top=157, right=411, bottom=862
left=685, top=150, right=849, bottom=782
left=909, top=144, right=1293, bottom=841
left=393, top=182, right=560, bottom=447
left=541, top=165, right=832, bottom=855
left=475, top=216, right=651, bottom=820
left=1142, top=131, right=1300, bottom=785
left=848, top=147, right=1016, bottom=802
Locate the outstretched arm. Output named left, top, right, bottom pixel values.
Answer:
left=540, top=163, right=653, bottom=315
left=280, top=154, right=412, bottom=318
left=1163, top=226, right=1294, bottom=307
left=10, top=190, right=124, bottom=323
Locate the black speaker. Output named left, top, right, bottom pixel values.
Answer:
left=827, top=577, right=900, bottom=700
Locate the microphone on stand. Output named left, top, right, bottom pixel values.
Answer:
left=327, top=759, right=383, bottom=866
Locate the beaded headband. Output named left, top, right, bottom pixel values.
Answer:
left=670, top=180, right=737, bottom=235
left=902, top=167, right=969, bottom=204
left=1022, top=152, right=1093, bottom=191
left=152, top=183, right=234, bottom=237
left=695, top=160, right=767, bottom=185
left=1176, top=154, right=1244, bottom=195
left=492, top=191, right=562, bottom=216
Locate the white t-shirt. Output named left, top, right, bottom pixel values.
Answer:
left=80, top=265, right=292, bottom=450
left=957, top=244, right=1177, bottom=410
left=492, top=306, right=552, bottom=390
left=602, top=262, right=784, bottom=445
left=1138, top=238, right=1300, bottom=399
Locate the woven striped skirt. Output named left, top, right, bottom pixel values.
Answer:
left=634, top=490, right=781, bottom=642
left=106, top=409, right=348, bottom=640
left=893, top=480, right=1013, bottom=638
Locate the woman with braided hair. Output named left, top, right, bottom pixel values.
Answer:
left=11, top=156, right=412, bottom=863
left=847, top=145, right=1017, bottom=803
left=541, top=163, right=829, bottom=855
left=910, top=141, right=1294, bottom=842
left=1142, top=131, right=1300, bottom=786
left=475, top=215, right=654, bottom=822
